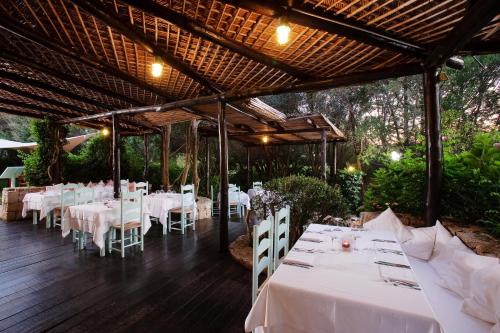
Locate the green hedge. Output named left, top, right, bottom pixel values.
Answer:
left=364, top=132, right=500, bottom=236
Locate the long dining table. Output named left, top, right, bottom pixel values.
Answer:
left=62, top=200, right=152, bottom=256
left=245, top=224, right=441, bottom=333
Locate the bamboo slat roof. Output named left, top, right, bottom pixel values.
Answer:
left=0, top=0, right=497, bottom=141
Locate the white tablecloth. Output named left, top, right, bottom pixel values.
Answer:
left=245, top=224, right=441, bottom=333
left=144, top=193, right=187, bottom=226
left=62, top=201, right=152, bottom=249
left=218, top=191, right=251, bottom=209
left=22, top=187, right=114, bottom=220
left=22, top=191, right=60, bottom=219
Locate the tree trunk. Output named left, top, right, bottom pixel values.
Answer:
left=161, top=124, right=171, bottom=190
left=179, top=124, right=192, bottom=186
left=191, top=120, right=200, bottom=196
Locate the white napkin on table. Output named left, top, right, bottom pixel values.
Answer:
left=283, top=251, right=315, bottom=267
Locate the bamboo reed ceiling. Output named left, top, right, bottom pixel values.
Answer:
left=0, top=0, right=497, bottom=139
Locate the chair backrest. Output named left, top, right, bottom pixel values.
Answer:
left=135, top=181, right=148, bottom=195
left=180, top=184, right=195, bottom=211
left=60, top=183, right=77, bottom=208
left=274, top=205, right=290, bottom=270
left=252, top=181, right=263, bottom=189
left=120, top=179, right=129, bottom=193
left=229, top=183, right=236, bottom=188
left=228, top=186, right=241, bottom=204
left=75, top=187, right=94, bottom=205
left=120, top=190, right=143, bottom=227
left=252, top=216, right=274, bottom=303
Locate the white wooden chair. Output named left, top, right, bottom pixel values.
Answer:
left=73, top=187, right=95, bottom=249
left=228, top=186, right=242, bottom=218
left=252, top=181, right=263, bottom=190
left=120, top=179, right=129, bottom=193
left=274, top=205, right=290, bottom=270
left=210, top=185, right=219, bottom=216
left=252, top=216, right=274, bottom=304
left=135, top=181, right=148, bottom=195
left=108, top=190, right=144, bottom=258
left=167, top=184, right=196, bottom=234
left=53, top=183, right=77, bottom=228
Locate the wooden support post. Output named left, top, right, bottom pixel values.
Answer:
left=143, top=133, right=149, bottom=180
left=218, top=100, right=229, bottom=252
left=161, top=125, right=171, bottom=190
left=246, top=146, right=250, bottom=188
left=205, top=137, right=210, bottom=197
left=320, top=130, right=327, bottom=181
left=112, top=113, right=121, bottom=198
left=192, top=120, right=200, bottom=196
left=423, top=67, right=443, bottom=227
left=331, top=142, right=337, bottom=178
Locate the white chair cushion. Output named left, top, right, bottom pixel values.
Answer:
left=462, top=265, right=500, bottom=325
left=363, top=207, right=413, bottom=242
left=432, top=220, right=453, bottom=257
left=429, top=235, right=473, bottom=277
left=401, top=226, right=436, bottom=260
left=441, top=250, right=499, bottom=298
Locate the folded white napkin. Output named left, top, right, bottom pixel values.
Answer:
left=283, top=252, right=315, bottom=267
left=300, top=233, right=326, bottom=243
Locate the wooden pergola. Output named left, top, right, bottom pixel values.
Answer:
left=0, top=0, right=498, bottom=251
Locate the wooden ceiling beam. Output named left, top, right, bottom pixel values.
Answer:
left=0, top=49, right=142, bottom=107
left=228, top=127, right=331, bottom=136
left=71, top=0, right=220, bottom=93
left=223, top=0, right=464, bottom=70
left=119, top=0, right=310, bottom=80
left=426, top=0, right=500, bottom=67
left=0, top=69, right=112, bottom=110
left=60, top=63, right=424, bottom=123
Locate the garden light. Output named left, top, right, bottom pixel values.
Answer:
left=347, top=165, right=356, bottom=173
left=390, top=151, right=401, bottom=161
left=152, top=55, right=163, bottom=77
left=276, top=16, right=291, bottom=45
left=101, top=128, right=110, bottom=136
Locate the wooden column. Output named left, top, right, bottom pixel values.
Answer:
left=218, top=100, right=229, bottom=252
left=423, top=67, right=443, bottom=227
left=191, top=120, right=200, bottom=196
left=112, top=113, right=121, bottom=198
left=205, top=137, right=210, bottom=197
left=320, top=129, right=327, bottom=181
left=246, top=146, right=250, bottom=187
left=161, top=125, right=171, bottom=190
left=331, top=142, right=337, bottom=178
left=143, top=133, right=149, bottom=179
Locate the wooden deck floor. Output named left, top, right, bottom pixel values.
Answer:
left=0, top=217, right=251, bottom=333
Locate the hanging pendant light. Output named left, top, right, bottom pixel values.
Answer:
left=262, top=135, right=269, bottom=144
left=152, top=55, right=163, bottom=78
left=276, top=16, right=291, bottom=45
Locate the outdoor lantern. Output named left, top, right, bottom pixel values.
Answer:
left=101, top=128, right=110, bottom=136
left=262, top=135, right=269, bottom=144
left=152, top=55, right=163, bottom=78
left=276, top=16, right=291, bottom=45
left=390, top=151, right=401, bottom=161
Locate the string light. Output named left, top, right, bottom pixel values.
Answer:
left=101, top=128, right=110, bottom=136
left=152, top=55, right=163, bottom=78
left=262, top=136, right=269, bottom=144
left=276, top=16, right=291, bottom=45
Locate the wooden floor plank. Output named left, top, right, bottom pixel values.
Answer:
left=0, top=218, right=250, bottom=333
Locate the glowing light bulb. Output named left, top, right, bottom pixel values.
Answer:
left=276, top=16, right=290, bottom=45
left=347, top=166, right=355, bottom=173
left=390, top=151, right=401, bottom=161
left=262, top=136, right=269, bottom=144
left=152, top=56, right=163, bottom=77
left=101, top=128, right=110, bottom=136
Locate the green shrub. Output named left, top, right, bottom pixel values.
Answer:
left=338, top=169, right=363, bottom=212
left=364, top=131, right=500, bottom=236
left=263, top=175, right=349, bottom=242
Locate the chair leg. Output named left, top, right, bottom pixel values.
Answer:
left=168, top=211, right=172, bottom=233
left=108, top=228, right=113, bottom=254
left=162, top=223, right=167, bottom=235
left=140, top=227, right=144, bottom=252
left=46, top=212, right=51, bottom=229
left=121, top=229, right=125, bottom=258
left=33, top=210, right=38, bottom=225
left=181, top=213, right=185, bottom=235
left=192, top=213, right=196, bottom=231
